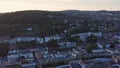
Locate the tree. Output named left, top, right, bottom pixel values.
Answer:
left=87, top=34, right=98, bottom=43
left=85, top=44, right=92, bottom=53
left=103, top=45, right=106, bottom=49
left=92, top=43, right=98, bottom=49
left=85, top=43, right=98, bottom=53
left=70, top=35, right=83, bottom=46
left=66, top=27, right=89, bottom=36
left=76, top=38, right=83, bottom=43
left=21, top=59, right=29, bottom=64
left=110, top=43, right=115, bottom=49
left=46, top=39, right=59, bottom=48
left=113, top=40, right=119, bottom=44
left=17, top=41, right=37, bottom=50
left=71, top=35, right=80, bottom=42
left=0, top=43, right=9, bottom=57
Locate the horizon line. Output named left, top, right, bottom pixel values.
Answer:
left=1, top=9, right=120, bottom=13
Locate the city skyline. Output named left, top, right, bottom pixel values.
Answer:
left=0, top=0, right=120, bottom=12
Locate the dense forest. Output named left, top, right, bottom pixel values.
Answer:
left=0, top=10, right=69, bottom=37
left=0, top=10, right=120, bottom=37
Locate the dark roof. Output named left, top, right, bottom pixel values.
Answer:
left=69, top=62, right=81, bottom=68
left=112, top=66, right=119, bottom=68
left=89, top=62, right=109, bottom=68
left=108, top=61, right=116, bottom=65
left=0, top=35, right=10, bottom=40
left=117, top=59, right=120, bottom=64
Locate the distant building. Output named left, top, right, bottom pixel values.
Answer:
left=112, top=55, right=120, bottom=64
left=6, top=50, right=36, bottom=68
left=92, top=49, right=106, bottom=54
left=16, top=35, right=62, bottom=43
left=69, top=61, right=81, bottom=68
left=58, top=42, right=77, bottom=48
left=0, top=34, right=62, bottom=44
left=45, top=35, right=62, bottom=42
left=26, top=27, right=33, bottom=31
left=21, top=63, right=36, bottom=68
left=0, top=35, right=11, bottom=43
left=6, top=64, right=21, bottom=68
left=16, top=37, right=36, bottom=42
left=56, top=65, right=70, bottom=68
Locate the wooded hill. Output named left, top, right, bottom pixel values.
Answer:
left=0, top=10, right=120, bottom=37
left=0, top=10, right=69, bottom=37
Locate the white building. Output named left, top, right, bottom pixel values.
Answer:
left=58, top=42, right=77, bottom=48
left=16, top=37, right=36, bottom=42
left=0, top=34, right=62, bottom=44
left=45, top=35, right=62, bottom=42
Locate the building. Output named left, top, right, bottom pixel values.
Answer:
left=21, top=63, right=36, bottom=68
left=6, top=50, right=36, bottom=68
left=112, top=55, right=120, bottom=64
left=45, top=35, right=62, bottom=42
left=0, top=35, right=11, bottom=43
left=69, top=61, right=81, bottom=68
left=56, top=65, right=70, bottom=68
left=58, top=42, right=77, bottom=48
left=6, top=64, right=21, bottom=68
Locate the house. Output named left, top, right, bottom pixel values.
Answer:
left=6, top=60, right=36, bottom=68
left=7, top=50, right=34, bottom=61
left=45, top=35, right=62, bottom=42
left=6, top=50, right=36, bottom=68
left=0, top=35, right=11, bottom=43
left=9, top=44, right=18, bottom=50
left=88, top=61, right=110, bottom=68
left=0, top=34, right=62, bottom=44
left=7, top=50, right=20, bottom=61
left=0, top=35, right=16, bottom=44
left=9, top=38, right=17, bottom=44
left=34, top=51, right=43, bottom=60
left=80, top=58, right=112, bottom=68
left=97, top=43, right=103, bottom=48
left=16, top=37, right=36, bottom=42
left=26, top=27, right=33, bottom=31
left=35, top=37, right=44, bottom=43
left=19, top=52, right=34, bottom=59
left=58, top=42, right=77, bottom=48
left=69, top=61, right=81, bottom=68
left=0, top=35, right=36, bottom=44
left=7, top=54, right=19, bottom=61
left=6, top=64, right=21, bottom=68
left=13, top=36, right=44, bottom=43
left=16, top=35, right=62, bottom=43
left=56, top=65, right=70, bottom=68
left=112, top=55, right=120, bottom=64
left=92, top=49, right=106, bottom=54
left=21, top=63, right=36, bottom=68
left=34, top=48, right=49, bottom=60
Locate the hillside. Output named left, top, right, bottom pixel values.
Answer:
left=0, top=10, right=69, bottom=37
left=61, top=10, right=120, bottom=32
left=0, top=10, right=120, bottom=37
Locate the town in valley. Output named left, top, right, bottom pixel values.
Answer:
left=0, top=10, right=120, bottom=68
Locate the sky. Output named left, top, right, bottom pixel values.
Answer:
left=0, top=0, right=119, bottom=12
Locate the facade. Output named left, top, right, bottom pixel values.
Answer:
left=58, top=42, right=77, bottom=48
left=0, top=35, right=62, bottom=44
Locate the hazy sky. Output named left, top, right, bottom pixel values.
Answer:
left=0, top=0, right=119, bottom=12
